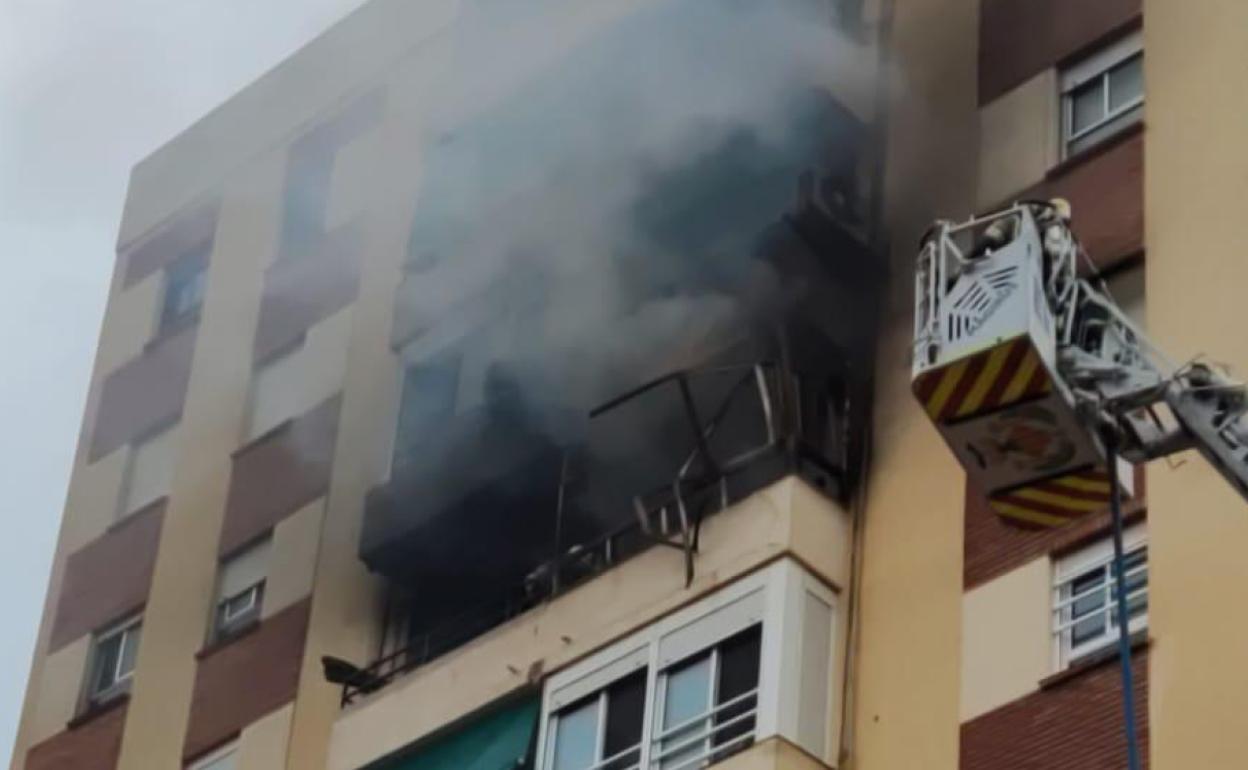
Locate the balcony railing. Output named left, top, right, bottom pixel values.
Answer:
left=342, top=344, right=850, bottom=705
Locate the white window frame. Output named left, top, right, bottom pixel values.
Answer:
left=187, top=740, right=238, bottom=770
left=535, top=559, right=838, bottom=770
left=1052, top=523, right=1148, bottom=670
left=87, top=614, right=142, bottom=705
left=1060, top=30, right=1143, bottom=159
left=219, top=582, right=264, bottom=626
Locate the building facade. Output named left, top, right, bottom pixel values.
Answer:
left=11, top=0, right=1248, bottom=769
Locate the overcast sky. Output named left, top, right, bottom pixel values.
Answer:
left=0, top=0, right=366, bottom=757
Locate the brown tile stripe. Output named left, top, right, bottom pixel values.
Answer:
left=979, top=0, right=1140, bottom=105
left=961, top=647, right=1148, bottom=769
left=218, top=395, right=341, bottom=557
left=183, top=599, right=311, bottom=761
left=88, top=321, right=198, bottom=462
left=26, top=698, right=128, bottom=770
left=50, top=500, right=165, bottom=652
left=122, top=197, right=221, bottom=289
left=1029, top=128, right=1144, bottom=275
left=252, top=224, right=363, bottom=364
left=964, top=466, right=1145, bottom=590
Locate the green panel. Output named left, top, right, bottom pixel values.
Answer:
left=376, top=697, right=540, bottom=770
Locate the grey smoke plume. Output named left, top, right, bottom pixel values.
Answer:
left=393, top=0, right=878, bottom=427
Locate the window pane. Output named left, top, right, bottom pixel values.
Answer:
left=93, top=635, right=123, bottom=694
left=660, top=654, right=712, bottom=769
left=602, top=671, right=646, bottom=770
left=1109, top=54, right=1144, bottom=112
left=118, top=626, right=141, bottom=679
left=1070, top=79, right=1106, bottom=136
left=552, top=698, right=599, bottom=770
left=394, top=350, right=463, bottom=467
left=714, top=626, right=762, bottom=753
left=196, top=749, right=237, bottom=770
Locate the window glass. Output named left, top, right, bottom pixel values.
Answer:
left=92, top=634, right=123, bottom=695
left=659, top=654, right=712, bottom=769
left=713, top=626, right=762, bottom=751
left=1070, top=80, right=1105, bottom=136
left=160, top=251, right=208, bottom=332
left=602, top=671, right=646, bottom=769
left=394, top=350, right=463, bottom=468
left=551, top=698, right=599, bottom=770
left=89, top=619, right=141, bottom=703
left=1108, top=54, right=1144, bottom=112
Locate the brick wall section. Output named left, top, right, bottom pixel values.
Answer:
left=218, top=395, right=341, bottom=556
left=122, top=197, right=220, bottom=289
left=49, top=500, right=165, bottom=652
left=88, top=322, right=198, bottom=461
left=979, top=0, right=1140, bottom=105
left=961, top=648, right=1148, bottom=769
left=965, top=467, right=1144, bottom=589
left=1026, top=128, right=1144, bottom=274
left=25, top=699, right=129, bottom=770
left=182, top=599, right=311, bottom=761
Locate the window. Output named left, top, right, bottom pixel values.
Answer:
left=392, top=349, right=463, bottom=470
left=86, top=615, right=142, bottom=708
left=247, top=343, right=305, bottom=440
left=118, top=423, right=177, bottom=520
left=1061, top=31, right=1143, bottom=158
left=538, top=560, right=838, bottom=770
left=160, top=251, right=208, bottom=333
left=1053, top=524, right=1148, bottom=668
left=212, top=537, right=271, bottom=642
left=188, top=741, right=237, bottom=770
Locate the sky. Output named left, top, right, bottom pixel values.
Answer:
left=0, top=0, right=365, bottom=757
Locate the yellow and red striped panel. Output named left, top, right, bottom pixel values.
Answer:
left=913, top=336, right=1052, bottom=423
left=989, top=468, right=1113, bottom=528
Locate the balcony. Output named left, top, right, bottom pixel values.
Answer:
left=352, top=312, right=864, bottom=703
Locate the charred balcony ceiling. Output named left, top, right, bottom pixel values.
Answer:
left=358, top=0, right=886, bottom=645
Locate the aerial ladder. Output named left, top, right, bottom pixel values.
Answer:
left=912, top=200, right=1248, bottom=770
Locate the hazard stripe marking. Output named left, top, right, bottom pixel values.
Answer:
left=956, top=343, right=1015, bottom=418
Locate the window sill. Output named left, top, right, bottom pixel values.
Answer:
left=1040, top=630, right=1150, bottom=690
left=66, top=692, right=129, bottom=730
left=196, top=618, right=262, bottom=660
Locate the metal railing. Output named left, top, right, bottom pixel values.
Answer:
left=1052, top=551, right=1148, bottom=665
left=342, top=359, right=827, bottom=705
left=650, top=688, right=758, bottom=770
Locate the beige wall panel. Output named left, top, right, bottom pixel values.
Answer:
left=976, top=69, right=1058, bottom=209
left=789, top=477, right=854, bottom=591
left=263, top=499, right=325, bottom=621
left=236, top=703, right=295, bottom=770
left=711, top=736, right=828, bottom=770
left=114, top=151, right=286, bottom=768
left=851, top=0, right=980, bottom=767
left=960, top=557, right=1050, bottom=722
left=95, top=273, right=160, bottom=377
left=1144, top=3, right=1248, bottom=767
left=327, top=479, right=849, bottom=770
left=25, top=637, right=89, bottom=747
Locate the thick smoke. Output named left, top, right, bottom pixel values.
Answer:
left=395, top=0, right=877, bottom=425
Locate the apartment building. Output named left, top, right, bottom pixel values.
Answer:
left=11, top=0, right=1248, bottom=769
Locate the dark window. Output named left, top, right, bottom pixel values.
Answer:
left=713, top=625, right=762, bottom=753
left=213, top=581, right=265, bottom=642
left=602, top=671, right=647, bottom=770
left=393, top=350, right=463, bottom=468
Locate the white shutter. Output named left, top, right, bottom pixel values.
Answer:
left=122, top=424, right=178, bottom=516
left=218, top=537, right=273, bottom=600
